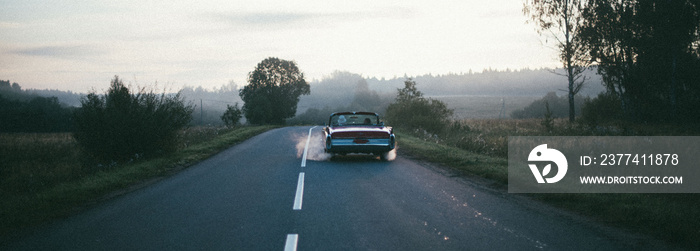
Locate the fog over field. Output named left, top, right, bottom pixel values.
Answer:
left=295, top=68, right=604, bottom=120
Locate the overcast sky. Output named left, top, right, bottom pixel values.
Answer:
left=0, top=0, right=558, bottom=92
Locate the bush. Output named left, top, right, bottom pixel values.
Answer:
left=221, top=103, right=243, bottom=128
left=73, top=76, right=193, bottom=162
left=385, top=78, right=453, bottom=134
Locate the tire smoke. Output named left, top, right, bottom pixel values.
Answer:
left=383, top=145, right=398, bottom=161
left=295, top=131, right=331, bottom=161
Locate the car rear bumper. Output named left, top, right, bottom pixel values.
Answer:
left=326, top=136, right=395, bottom=154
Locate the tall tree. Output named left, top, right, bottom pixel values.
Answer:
left=239, top=57, right=310, bottom=124
left=524, top=0, right=591, bottom=122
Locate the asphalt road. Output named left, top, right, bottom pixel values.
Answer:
left=4, top=126, right=661, bottom=250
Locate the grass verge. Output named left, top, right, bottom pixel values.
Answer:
left=0, top=125, right=278, bottom=238
left=396, top=131, right=699, bottom=249
left=396, top=131, right=508, bottom=183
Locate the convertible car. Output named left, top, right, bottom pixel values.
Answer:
left=324, top=112, right=396, bottom=160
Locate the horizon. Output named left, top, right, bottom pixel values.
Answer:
left=1, top=1, right=559, bottom=93
left=4, top=66, right=580, bottom=94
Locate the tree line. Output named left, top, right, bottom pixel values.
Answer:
left=0, top=80, right=74, bottom=132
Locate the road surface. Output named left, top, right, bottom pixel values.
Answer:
left=4, top=127, right=662, bottom=250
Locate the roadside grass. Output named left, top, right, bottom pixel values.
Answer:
left=0, top=125, right=277, bottom=238
left=396, top=131, right=508, bottom=183
left=396, top=121, right=700, bottom=249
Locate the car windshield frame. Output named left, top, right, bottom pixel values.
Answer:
left=329, top=113, right=380, bottom=127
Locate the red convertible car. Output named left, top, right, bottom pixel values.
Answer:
left=324, top=112, right=396, bottom=160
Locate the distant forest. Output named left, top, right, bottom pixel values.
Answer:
left=365, top=67, right=604, bottom=97
left=1, top=67, right=605, bottom=130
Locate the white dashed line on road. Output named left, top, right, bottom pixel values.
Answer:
left=301, top=126, right=316, bottom=167
left=284, top=234, right=298, bottom=251
left=286, top=126, right=316, bottom=250
left=293, top=172, right=305, bottom=210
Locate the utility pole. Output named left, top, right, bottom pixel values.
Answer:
left=200, top=99, right=203, bottom=125
left=499, top=98, right=506, bottom=119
